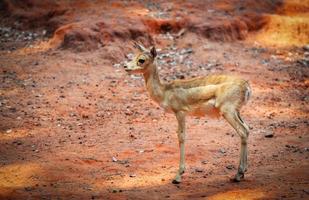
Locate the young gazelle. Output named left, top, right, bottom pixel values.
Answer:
left=124, top=43, right=251, bottom=184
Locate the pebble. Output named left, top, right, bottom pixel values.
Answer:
left=201, top=160, right=208, bottom=164
left=112, top=157, right=118, bottom=162
left=24, top=187, right=33, bottom=191
left=219, top=148, right=226, bottom=154
left=112, top=189, right=118, bottom=193
left=303, top=96, right=309, bottom=102
left=226, top=165, right=234, bottom=170
left=13, top=140, right=23, bottom=145
left=113, top=63, right=120, bottom=68
left=0, top=26, right=46, bottom=44
left=42, top=30, right=47, bottom=35
left=6, top=129, right=12, bottom=133
left=179, top=48, right=193, bottom=55
left=195, top=168, right=204, bottom=173
left=264, top=131, right=274, bottom=138
left=288, top=124, right=297, bottom=129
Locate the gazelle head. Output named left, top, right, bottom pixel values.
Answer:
left=124, top=42, right=157, bottom=74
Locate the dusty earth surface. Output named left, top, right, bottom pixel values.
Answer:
left=0, top=0, right=309, bottom=199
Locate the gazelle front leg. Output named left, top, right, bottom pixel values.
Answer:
left=172, top=111, right=186, bottom=184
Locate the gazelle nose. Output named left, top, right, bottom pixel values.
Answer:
left=123, top=65, right=128, bottom=69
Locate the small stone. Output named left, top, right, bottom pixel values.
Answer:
left=13, top=140, right=23, bottom=145
left=129, top=174, right=136, bottom=177
left=24, top=187, right=33, bottom=191
left=112, top=157, right=118, bottom=162
left=6, top=129, right=12, bottom=133
left=264, top=131, right=274, bottom=138
left=195, top=168, right=204, bottom=173
left=288, top=124, right=297, bottom=129
left=303, top=96, right=309, bottom=102
left=219, top=148, right=226, bottom=154
left=226, top=165, right=234, bottom=170
left=303, top=189, right=309, bottom=194
left=201, top=160, right=208, bottom=164
left=82, top=114, right=89, bottom=119
left=125, top=109, right=132, bottom=115
left=176, top=74, right=185, bottom=79
left=118, top=160, right=129, bottom=165
left=113, top=63, right=120, bottom=68
left=303, top=44, right=309, bottom=51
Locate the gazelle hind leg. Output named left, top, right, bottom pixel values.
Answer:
left=237, top=112, right=250, bottom=136
left=236, top=112, right=249, bottom=172
left=222, top=109, right=249, bottom=182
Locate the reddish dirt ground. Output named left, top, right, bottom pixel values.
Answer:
left=0, top=1, right=308, bottom=199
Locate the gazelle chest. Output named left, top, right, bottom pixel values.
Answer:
left=159, top=98, right=174, bottom=113
left=159, top=91, right=188, bottom=113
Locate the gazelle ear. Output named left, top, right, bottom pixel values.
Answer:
left=133, top=41, right=147, bottom=52
left=150, top=46, right=157, bottom=58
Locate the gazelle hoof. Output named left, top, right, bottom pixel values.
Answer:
left=172, top=173, right=182, bottom=184
left=230, top=173, right=244, bottom=182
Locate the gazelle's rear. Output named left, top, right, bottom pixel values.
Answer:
left=124, top=43, right=251, bottom=184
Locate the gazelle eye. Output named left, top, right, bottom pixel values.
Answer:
left=138, top=59, right=145, bottom=64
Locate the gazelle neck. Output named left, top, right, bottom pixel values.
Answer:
left=143, top=62, right=165, bottom=103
